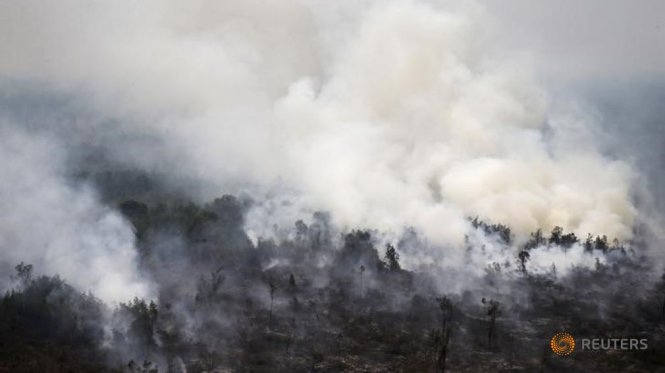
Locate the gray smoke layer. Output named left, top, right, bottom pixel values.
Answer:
left=0, top=0, right=659, bottom=300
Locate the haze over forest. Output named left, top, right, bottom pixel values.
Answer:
left=0, top=1, right=663, bottom=372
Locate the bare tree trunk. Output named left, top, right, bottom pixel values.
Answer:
left=268, top=281, right=276, bottom=328
left=488, top=316, right=495, bottom=351
left=436, top=329, right=449, bottom=373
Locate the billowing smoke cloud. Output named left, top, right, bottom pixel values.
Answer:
left=272, top=2, right=636, bottom=246
left=0, top=0, right=647, bottom=294
left=0, top=123, right=152, bottom=302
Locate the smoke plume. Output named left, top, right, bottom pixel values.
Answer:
left=0, top=123, right=152, bottom=302
left=0, top=0, right=652, bottom=299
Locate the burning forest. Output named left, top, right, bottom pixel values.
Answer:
left=0, top=1, right=664, bottom=372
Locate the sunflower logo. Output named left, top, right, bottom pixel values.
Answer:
left=550, top=332, right=575, bottom=356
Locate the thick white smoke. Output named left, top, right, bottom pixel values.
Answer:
left=0, top=124, right=152, bottom=302
left=273, top=3, right=636, bottom=246
left=0, top=0, right=642, bottom=289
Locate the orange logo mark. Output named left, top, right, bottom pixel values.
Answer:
left=551, top=332, right=575, bottom=356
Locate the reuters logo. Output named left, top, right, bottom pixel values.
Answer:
left=551, top=332, right=575, bottom=356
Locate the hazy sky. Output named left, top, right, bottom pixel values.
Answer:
left=481, top=0, right=665, bottom=80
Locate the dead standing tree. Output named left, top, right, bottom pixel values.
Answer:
left=518, top=250, right=530, bottom=274
left=359, top=265, right=366, bottom=296
left=268, top=280, right=277, bottom=328
left=435, top=296, right=453, bottom=373
left=288, top=273, right=300, bottom=327
left=482, top=298, right=501, bottom=351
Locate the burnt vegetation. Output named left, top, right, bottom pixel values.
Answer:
left=1, top=190, right=664, bottom=372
